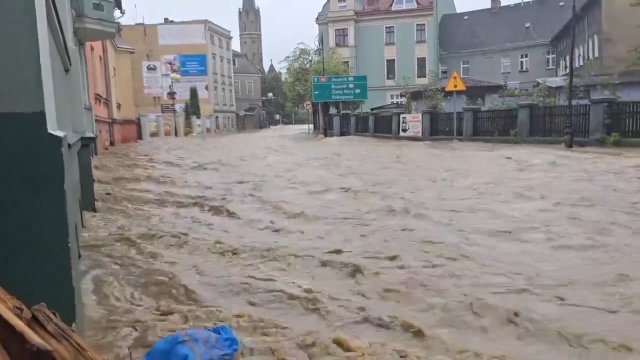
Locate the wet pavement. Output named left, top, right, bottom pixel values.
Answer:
left=81, top=126, right=640, bottom=359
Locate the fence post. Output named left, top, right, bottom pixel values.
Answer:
left=392, top=113, right=400, bottom=137
left=350, top=115, right=356, bottom=136
left=463, top=106, right=480, bottom=139
left=590, top=96, right=617, bottom=139
left=368, top=114, right=375, bottom=135
left=517, top=102, right=534, bottom=140
left=422, top=111, right=432, bottom=140
left=333, top=114, right=341, bottom=137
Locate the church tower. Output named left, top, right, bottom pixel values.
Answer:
left=239, top=0, right=264, bottom=72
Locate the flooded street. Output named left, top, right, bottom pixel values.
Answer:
left=81, top=126, right=640, bottom=359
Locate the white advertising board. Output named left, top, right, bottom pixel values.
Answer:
left=399, top=114, right=423, bottom=137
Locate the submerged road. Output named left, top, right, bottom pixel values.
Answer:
left=82, top=126, right=640, bottom=359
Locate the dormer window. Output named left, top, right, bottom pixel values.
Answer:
left=392, top=0, right=417, bottom=10
left=338, top=0, right=348, bottom=10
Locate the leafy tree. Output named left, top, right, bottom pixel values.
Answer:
left=262, top=69, right=286, bottom=120
left=189, top=86, right=201, bottom=119
left=632, top=0, right=640, bottom=66
left=421, top=72, right=445, bottom=112
left=282, top=43, right=350, bottom=113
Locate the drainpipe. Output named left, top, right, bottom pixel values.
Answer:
left=102, top=40, right=115, bottom=146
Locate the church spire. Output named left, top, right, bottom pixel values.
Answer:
left=242, top=0, right=256, bottom=11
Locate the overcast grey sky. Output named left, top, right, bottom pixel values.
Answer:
left=122, top=0, right=523, bottom=69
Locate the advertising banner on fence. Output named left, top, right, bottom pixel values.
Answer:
left=142, top=61, right=163, bottom=97
left=159, top=54, right=209, bottom=100
left=399, top=114, right=423, bottom=137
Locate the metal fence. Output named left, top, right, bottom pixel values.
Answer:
left=608, top=102, right=640, bottom=138
left=431, top=112, right=463, bottom=137
left=373, top=115, right=393, bottom=135
left=340, top=114, right=351, bottom=136
left=326, top=114, right=334, bottom=132
left=355, top=114, right=369, bottom=134
left=473, top=109, right=519, bottom=137
left=531, top=105, right=590, bottom=139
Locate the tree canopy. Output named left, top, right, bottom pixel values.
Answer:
left=281, top=43, right=350, bottom=112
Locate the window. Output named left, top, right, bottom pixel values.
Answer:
left=416, top=23, right=427, bottom=43
left=578, top=45, right=584, bottom=66
left=211, top=54, right=217, bottom=73
left=214, top=86, right=219, bottom=104
left=335, top=28, right=348, bottom=47
left=233, top=58, right=237, bottom=67
left=226, top=41, right=230, bottom=50
left=460, top=60, right=470, bottom=77
left=559, top=57, right=565, bottom=76
left=392, top=0, right=417, bottom=10
left=222, top=87, right=227, bottom=105
left=386, top=58, right=396, bottom=80
left=501, top=56, right=511, bottom=73
left=247, top=81, right=254, bottom=95
left=440, top=65, right=448, bottom=79
left=594, top=34, right=599, bottom=58
left=342, top=61, right=350, bottom=71
left=219, top=37, right=223, bottom=48
left=220, top=57, right=225, bottom=75
left=385, top=26, right=395, bottom=45
left=227, top=59, right=232, bottom=76
left=234, top=80, right=241, bottom=95
left=337, top=0, right=347, bottom=10
left=229, top=89, right=234, bottom=107
left=210, top=34, right=215, bottom=45
left=389, top=93, right=405, bottom=104
left=519, top=53, right=529, bottom=72
left=416, top=57, right=427, bottom=78
left=589, top=38, right=594, bottom=59
left=546, top=49, right=556, bottom=69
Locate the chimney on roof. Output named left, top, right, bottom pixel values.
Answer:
left=491, top=0, right=501, bottom=11
left=163, top=17, right=170, bottom=23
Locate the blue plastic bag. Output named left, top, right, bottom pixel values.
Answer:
left=144, top=325, right=240, bottom=360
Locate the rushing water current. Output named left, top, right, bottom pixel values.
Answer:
left=81, top=126, right=640, bottom=359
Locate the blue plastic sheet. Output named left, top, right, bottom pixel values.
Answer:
left=144, top=325, right=240, bottom=360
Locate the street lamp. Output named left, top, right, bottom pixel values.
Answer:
left=262, top=93, right=276, bottom=127
left=564, top=0, right=577, bottom=148
left=168, top=73, right=181, bottom=136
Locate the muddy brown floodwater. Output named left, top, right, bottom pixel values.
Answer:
left=81, top=126, right=640, bottom=359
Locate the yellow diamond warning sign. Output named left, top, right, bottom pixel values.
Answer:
left=445, top=71, right=467, bottom=93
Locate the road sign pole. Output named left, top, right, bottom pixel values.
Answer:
left=453, top=92, right=457, bottom=139
left=307, top=110, right=311, bottom=134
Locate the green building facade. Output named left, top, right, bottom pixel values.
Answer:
left=317, top=0, right=456, bottom=111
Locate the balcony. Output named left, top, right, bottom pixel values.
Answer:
left=73, top=0, right=123, bottom=42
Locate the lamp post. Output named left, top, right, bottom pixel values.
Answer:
left=262, top=92, right=275, bottom=127
left=564, top=0, right=577, bottom=148
left=168, top=73, right=181, bottom=136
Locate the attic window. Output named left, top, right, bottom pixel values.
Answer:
left=392, top=0, right=417, bottom=10
left=338, top=0, right=347, bottom=10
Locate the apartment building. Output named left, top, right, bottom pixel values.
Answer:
left=316, top=0, right=456, bottom=111
left=121, top=19, right=237, bottom=132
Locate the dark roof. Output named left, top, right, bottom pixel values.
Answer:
left=440, top=0, right=578, bottom=54
left=232, top=51, right=262, bottom=76
left=438, top=77, right=503, bottom=88
left=551, top=0, right=594, bottom=42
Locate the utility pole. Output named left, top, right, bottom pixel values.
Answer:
left=564, top=0, right=577, bottom=148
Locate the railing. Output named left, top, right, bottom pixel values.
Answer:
left=473, top=109, right=519, bottom=137
left=608, top=102, right=640, bottom=138
left=355, top=115, right=369, bottom=134
left=531, top=105, right=590, bottom=139
left=373, top=115, right=393, bottom=135
left=431, top=112, right=463, bottom=137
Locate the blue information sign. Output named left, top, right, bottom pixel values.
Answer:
left=179, top=54, right=208, bottom=77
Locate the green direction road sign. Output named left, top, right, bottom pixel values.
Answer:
left=312, top=75, right=368, bottom=102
